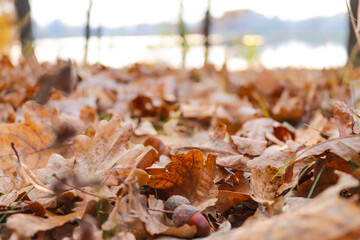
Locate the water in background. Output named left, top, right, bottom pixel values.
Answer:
left=11, top=34, right=347, bottom=70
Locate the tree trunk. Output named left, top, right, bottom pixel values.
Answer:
left=14, top=0, right=34, bottom=57
left=203, top=0, right=211, bottom=66
left=348, top=0, right=360, bottom=66
left=178, top=0, right=188, bottom=68
left=84, top=0, right=93, bottom=65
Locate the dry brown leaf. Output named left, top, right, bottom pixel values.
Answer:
left=333, top=101, right=354, bottom=137
left=136, top=148, right=158, bottom=170
left=35, top=154, right=75, bottom=189
left=295, top=135, right=360, bottom=162
left=296, top=111, right=328, bottom=146
left=7, top=199, right=89, bottom=238
left=134, top=120, right=157, bottom=136
left=207, top=173, right=360, bottom=240
left=297, top=166, right=339, bottom=198
left=34, top=61, right=75, bottom=104
left=0, top=101, right=76, bottom=176
left=144, top=136, right=169, bottom=156
left=246, top=141, right=301, bottom=171
left=73, top=214, right=103, bottom=240
left=216, top=191, right=252, bottom=213
left=16, top=155, right=54, bottom=194
left=102, top=181, right=196, bottom=238
left=272, top=89, right=303, bottom=123
left=231, top=136, right=267, bottom=156
left=147, top=149, right=218, bottom=206
left=171, top=123, right=245, bottom=171
left=250, top=165, right=284, bottom=202
left=72, top=115, right=144, bottom=182
left=237, top=118, right=278, bottom=141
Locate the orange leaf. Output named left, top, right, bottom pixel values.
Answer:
left=148, top=149, right=217, bottom=205
left=0, top=101, right=76, bottom=176
left=250, top=165, right=284, bottom=202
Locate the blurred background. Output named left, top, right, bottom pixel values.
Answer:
left=0, top=0, right=352, bottom=70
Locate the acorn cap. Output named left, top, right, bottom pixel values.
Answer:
left=164, top=195, right=190, bottom=219
left=172, top=205, right=199, bottom=227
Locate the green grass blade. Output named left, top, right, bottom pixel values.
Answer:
left=272, top=156, right=295, bottom=180
left=288, top=164, right=313, bottom=195
left=152, top=175, right=158, bottom=200
left=307, top=164, right=326, bottom=199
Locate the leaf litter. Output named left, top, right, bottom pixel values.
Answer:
left=0, top=58, right=359, bottom=239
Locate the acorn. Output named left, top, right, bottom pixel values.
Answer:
left=164, top=195, right=190, bottom=219
left=172, top=205, right=210, bottom=237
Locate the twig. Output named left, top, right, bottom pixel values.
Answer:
left=11, top=142, right=20, bottom=162
left=303, top=124, right=331, bottom=137
left=346, top=0, right=360, bottom=48
left=147, top=208, right=173, bottom=214
left=100, top=168, right=116, bottom=189
left=52, top=174, right=113, bottom=202
left=116, top=176, right=129, bottom=189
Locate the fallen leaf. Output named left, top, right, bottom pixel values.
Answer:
left=147, top=149, right=218, bottom=206
left=295, top=135, right=360, bottom=162
left=73, top=214, right=103, bottom=240
left=134, top=120, right=157, bottom=136
left=246, top=141, right=301, bottom=171
left=296, top=111, right=328, bottom=146
left=250, top=165, right=284, bottom=202
left=272, top=89, right=303, bottom=123
left=216, top=191, right=252, bottom=213
left=333, top=101, right=354, bottom=137
left=102, top=180, right=196, bottom=238
left=237, top=118, right=278, bottom=141
left=231, top=136, right=266, bottom=156
left=297, top=165, right=339, bottom=198
left=0, top=101, right=75, bottom=176
left=144, top=136, right=169, bottom=156
left=6, top=199, right=89, bottom=238
left=72, top=115, right=144, bottom=182
left=207, top=173, right=360, bottom=240
left=171, top=123, right=246, bottom=171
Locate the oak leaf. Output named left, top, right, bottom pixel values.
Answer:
left=0, top=101, right=76, bottom=176
left=71, top=115, right=144, bottom=182
left=333, top=101, right=354, bottom=137
left=6, top=199, right=90, bottom=238
left=102, top=181, right=196, bottom=238
left=147, top=149, right=218, bottom=206
left=250, top=165, right=284, bottom=202
left=171, top=124, right=247, bottom=171
left=295, top=135, right=360, bottom=162
left=231, top=136, right=266, bottom=156
left=207, top=173, right=360, bottom=240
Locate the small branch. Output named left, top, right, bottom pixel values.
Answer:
left=116, top=176, right=129, bottom=189
left=147, top=208, right=173, bottom=214
left=303, top=124, right=331, bottom=137
left=100, top=168, right=116, bottom=189
left=52, top=174, right=113, bottom=202
left=11, top=142, right=20, bottom=162
left=346, top=0, right=360, bottom=48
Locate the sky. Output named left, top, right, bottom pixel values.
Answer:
left=30, top=0, right=348, bottom=27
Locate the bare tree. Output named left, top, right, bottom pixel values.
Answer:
left=203, top=0, right=211, bottom=65
left=84, top=0, right=93, bottom=65
left=14, top=0, right=33, bottom=57
left=347, top=0, right=360, bottom=66
left=178, top=0, right=188, bottom=68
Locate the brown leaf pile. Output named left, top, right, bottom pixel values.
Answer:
left=0, top=57, right=360, bottom=239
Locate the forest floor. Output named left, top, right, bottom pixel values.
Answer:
left=0, top=56, right=360, bottom=239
